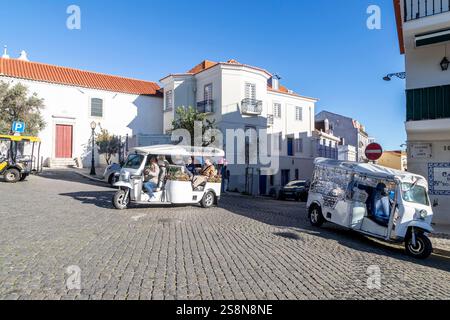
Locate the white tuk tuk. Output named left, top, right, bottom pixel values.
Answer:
left=112, top=145, right=224, bottom=210
left=307, top=158, right=435, bottom=259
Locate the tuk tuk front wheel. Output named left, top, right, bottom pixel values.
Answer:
left=309, top=205, right=325, bottom=227
left=405, top=232, right=432, bottom=259
left=113, top=189, right=129, bottom=210
left=4, top=168, right=20, bottom=183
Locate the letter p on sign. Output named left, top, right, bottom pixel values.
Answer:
left=12, top=121, right=25, bottom=133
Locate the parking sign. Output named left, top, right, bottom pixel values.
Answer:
left=12, top=121, right=25, bottom=133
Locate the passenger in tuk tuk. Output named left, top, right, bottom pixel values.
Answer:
left=372, top=183, right=392, bottom=226
left=143, top=156, right=160, bottom=199
left=185, top=157, right=196, bottom=179
left=192, top=158, right=217, bottom=190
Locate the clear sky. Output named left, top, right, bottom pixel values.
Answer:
left=0, top=0, right=406, bottom=150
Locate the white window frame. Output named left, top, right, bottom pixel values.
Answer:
left=90, top=98, right=104, bottom=118
left=273, top=102, right=282, bottom=118
left=165, top=90, right=173, bottom=111
left=245, top=82, right=256, bottom=100
left=204, top=83, right=213, bottom=101
left=295, top=106, right=303, bottom=121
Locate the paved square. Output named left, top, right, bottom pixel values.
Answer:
left=0, top=171, right=449, bottom=300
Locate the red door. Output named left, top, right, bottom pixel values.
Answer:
left=55, top=125, right=73, bottom=158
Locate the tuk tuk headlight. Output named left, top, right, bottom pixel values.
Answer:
left=415, top=210, right=427, bottom=220
left=120, top=171, right=130, bottom=182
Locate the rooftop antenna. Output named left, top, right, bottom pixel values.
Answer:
left=2, top=45, right=10, bottom=59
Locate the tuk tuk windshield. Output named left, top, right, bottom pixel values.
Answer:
left=123, top=154, right=145, bottom=169
left=401, top=182, right=429, bottom=206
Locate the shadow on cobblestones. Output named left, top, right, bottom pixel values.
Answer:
left=40, top=170, right=107, bottom=188
left=59, top=191, right=115, bottom=209
left=220, top=196, right=450, bottom=272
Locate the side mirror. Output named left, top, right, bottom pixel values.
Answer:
left=433, top=199, right=439, bottom=208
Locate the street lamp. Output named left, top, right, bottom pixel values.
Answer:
left=383, top=72, right=406, bottom=81
left=90, top=121, right=97, bottom=176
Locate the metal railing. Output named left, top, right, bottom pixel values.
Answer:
left=241, top=98, right=263, bottom=115
left=404, top=0, right=450, bottom=21
left=196, top=100, right=214, bottom=113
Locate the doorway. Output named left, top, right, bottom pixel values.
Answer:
left=55, top=124, right=73, bottom=158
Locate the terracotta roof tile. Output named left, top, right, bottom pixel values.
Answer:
left=0, top=58, right=161, bottom=96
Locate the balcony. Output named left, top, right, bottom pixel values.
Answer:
left=241, top=98, right=263, bottom=115
left=196, top=100, right=214, bottom=114
left=404, top=0, right=450, bottom=22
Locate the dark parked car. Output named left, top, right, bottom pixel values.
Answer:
left=278, top=180, right=310, bottom=202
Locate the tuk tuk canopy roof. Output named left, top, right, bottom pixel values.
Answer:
left=314, top=158, right=424, bottom=182
left=132, top=144, right=225, bottom=158
left=0, top=135, right=41, bottom=143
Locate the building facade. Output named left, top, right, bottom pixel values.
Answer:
left=394, top=0, right=450, bottom=225
left=315, top=111, right=370, bottom=162
left=160, top=60, right=318, bottom=194
left=0, top=56, right=163, bottom=167
left=378, top=150, right=407, bottom=171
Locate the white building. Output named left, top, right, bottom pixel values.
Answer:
left=316, top=111, right=370, bottom=162
left=0, top=54, right=163, bottom=167
left=394, top=0, right=450, bottom=225
left=160, top=59, right=318, bottom=194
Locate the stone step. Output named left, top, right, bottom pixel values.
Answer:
left=49, top=158, right=76, bottom=169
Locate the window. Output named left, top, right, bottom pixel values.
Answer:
left=166, top=90, right=173, bottom=110
left=296, top=138, right=304, bottom=153
left=295, top=106, right=303, bottom=121
left=91, top=98, right=103, bottom=117
left=287, top=138, right=294, bottom=156
left=204, top=84, right=213, bottom=101
left=273, top=103, right=282, bottom=118
left=245, top=83, right=256, bottom=100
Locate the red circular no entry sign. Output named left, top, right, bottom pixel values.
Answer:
left=365, top=143, right=383, bottom=161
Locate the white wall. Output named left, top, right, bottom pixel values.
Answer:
left=0, top=76, right=163, bottom=166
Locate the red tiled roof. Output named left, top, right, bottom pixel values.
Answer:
left=0, top=58, right=162, bottom=96
left=187, top=60, right=218, bottom=74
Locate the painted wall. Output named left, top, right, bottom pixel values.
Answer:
left=0, top=76, right=163, bottom=166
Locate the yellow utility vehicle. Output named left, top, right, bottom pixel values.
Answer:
left=0, top=135, right=42, bottom=183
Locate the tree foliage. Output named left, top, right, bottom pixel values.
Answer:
left=171, top=106, right=217, bottom=147
left=0, top=81, right=46, bottom=136
left=96, top=129, right=121, bottom=165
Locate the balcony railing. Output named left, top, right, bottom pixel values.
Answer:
left=404, top=0, right=450, bottom=22
left=196, top=100, right=214, bottom=114
left=241, top=98, right=263, bottom=115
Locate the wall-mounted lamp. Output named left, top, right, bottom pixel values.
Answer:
left=440, top=57, right=449, bottom=71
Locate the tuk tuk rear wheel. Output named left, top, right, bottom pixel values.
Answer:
left=4, top=168, right=20, bottom=183
left=201, top=191, right=215, bottom=208
left=309, top=205, right=325, bottom=227
left=113, top=189, right=129, bottom=210
left=405, top=233, right=432, bottom=259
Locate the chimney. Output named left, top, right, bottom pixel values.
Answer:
left=18, top=50, right=29, bottom=61
left=270, top=74, right=281, bottom=90
left=324, top=119, right=330, bottom=133
left=2, top=45, right=10, bottom=59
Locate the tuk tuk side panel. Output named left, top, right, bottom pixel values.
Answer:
left=308, top=165, right=354, bottom=227
left=205, top=182, right=221, bottom=198
left=166, top=180, right=196, bottom=204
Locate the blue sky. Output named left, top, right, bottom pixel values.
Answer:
left=0, top=0, right=406, bottom=150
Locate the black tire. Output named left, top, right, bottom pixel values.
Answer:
left=19, top=174, right=28, bottom=181
left=201, top=191, right=215, bottom=208
left=113, top=189, right=129, bottom=210
left=4, top=168, right=20, bottom=183
left=309, top=205, right=325, bottom=227
left=405, top=232, right=433, bottom=259
left=278, top=192, right=285, bottom=201
left=295, top=194, right=301, bottom=202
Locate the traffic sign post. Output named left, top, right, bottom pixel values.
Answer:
left=365, top=143, right=383, bottom=162
left=12, top=121, right=26, bottom=134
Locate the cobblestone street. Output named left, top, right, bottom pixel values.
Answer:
left=0, top=170, right=449, bottom=300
